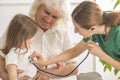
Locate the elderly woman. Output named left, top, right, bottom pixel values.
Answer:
left=0, top=0, right=78, bottom=80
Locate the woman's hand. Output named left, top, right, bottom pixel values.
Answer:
left=33, top=71, right=50, bottom=80
left=87, top=40, right=104, bottom=58
left=30, top=51, right=47, bottom=66
left=18, top=76, right=30, bottom=80
left=17, top=69, right=24, bottom=74
left=17, top=69, right=30, bottom=80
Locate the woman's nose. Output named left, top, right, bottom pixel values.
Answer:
left=46, top=16, right=53, bottom=23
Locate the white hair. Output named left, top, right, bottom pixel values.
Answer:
left=29, top=0, right=72, bottom=27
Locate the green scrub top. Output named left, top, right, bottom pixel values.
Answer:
left=83, top=25, right=120, bottom=61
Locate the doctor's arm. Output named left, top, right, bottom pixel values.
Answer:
left=31, top=40, right=88, bottom=66
left=49, top=62, right=78, bottom=76
left=46, top=40, right=88, bottom=65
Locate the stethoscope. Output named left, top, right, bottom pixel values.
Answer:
left=31, top=29, right=93, bottom=77
left=33, top=52, right=89, bottom=77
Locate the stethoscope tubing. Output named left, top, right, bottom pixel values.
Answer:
left=33, top=52, right=89, bottom=77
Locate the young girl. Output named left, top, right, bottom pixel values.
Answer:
left=1, top=14, right=38, bottom=80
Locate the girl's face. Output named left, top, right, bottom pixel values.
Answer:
left=72, top=19, right=92, bottom=38
left=35, top=5, right=60, bottom=31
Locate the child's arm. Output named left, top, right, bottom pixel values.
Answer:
left=7, top=64, right=18, bottom=80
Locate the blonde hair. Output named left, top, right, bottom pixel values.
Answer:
left=29, top=0, right=71, bottom=27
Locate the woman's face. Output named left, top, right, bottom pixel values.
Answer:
left=35, top=5, right=60, bottom=31
left=72, top=19, right=91, bottom=38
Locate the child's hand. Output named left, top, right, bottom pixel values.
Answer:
left=18, top=76, right=30, bottom=80
left=17, top=69, right=24, bottom=74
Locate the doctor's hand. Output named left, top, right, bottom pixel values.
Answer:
left=30, top=51, right=47, bottom=67
left=87, top=40, right=104, bottom=58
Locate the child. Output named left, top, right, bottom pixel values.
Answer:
left=1, top=14, right=38, bottom=80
